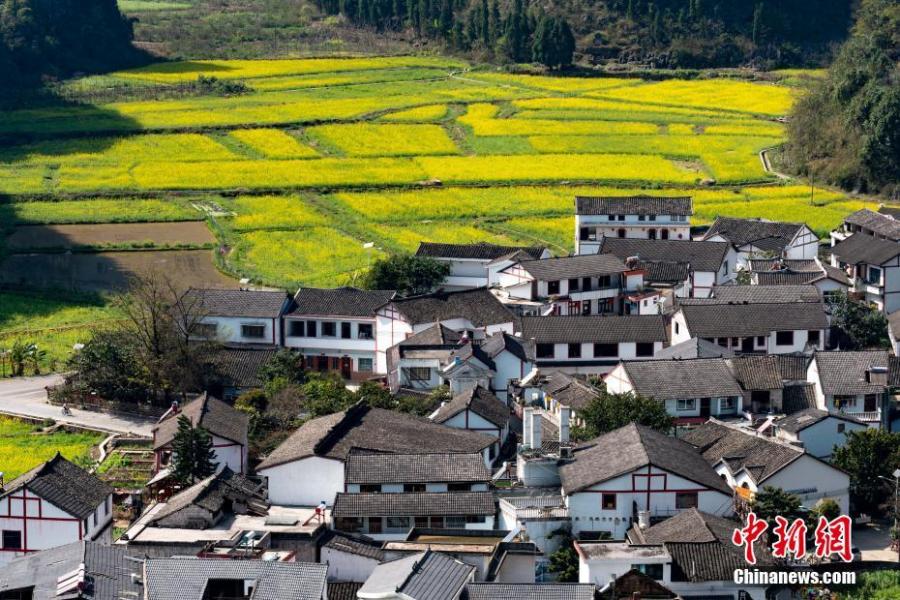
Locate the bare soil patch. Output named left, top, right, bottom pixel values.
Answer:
left=6, top=222, right=213, bottom=251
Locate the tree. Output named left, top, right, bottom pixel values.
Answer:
left=833, top=428, right=900, bottom=515
left=171, top=415, right=217, bottom=484
left=750, top=486, right=805, bottom=530
left=66, top=330, right=149, bottom=402
left=363, top=253, right=450, bottom=296
left=547, top=528, right=579, bottom=581
left=812, top=498, right=842, bottom=521
left=828, top=292, right=890, bottom=350
left=354, top=380, right=395, bottom=408
left=573, top=390, right=675, bottom=440
left=258, top=349, right=306, bottom=386
left=532, top=15, right=575, bottom=69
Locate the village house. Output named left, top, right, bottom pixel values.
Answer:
left=152, top=393, right=249, bottom=475
left=574, top=195, right=693, bottom=255
left=497, top=494, right=570, bottom=558
left=577, top=509, right=773, bottom=600
left=283, top=286, right=396, bottom=378
left=256, top=402, right=495, bottom=506
left=807, top=350, right=891, bottom=428
left=415, top=242, right=549, bottom=290
left=493, top=253, right=646, bottom=316
left=531, top=372, right=600, bottom=423
left=319, top=530, right=385, bottom=583
left=830, top=231, right=900, bottom=313
left=0, top=454, right=113, bottom=564
left=669, top=285, right=828, bottom=355
left=211, top=344, right=279, bottom=401
left=358, top=550, right=475, bottom=600
left=597, top=237, right=734, bottom=298
left=559, top=424, right=734, bottom=540
left=431, top=387, right=511, bottom=456
left=683, top=420, right=850, bottom=514
left=702, top=216, right=820, bottom=266
left=652, top=336, right=732, bottom=359
left=832, top=207, right=900, bottom=244
left=519, top=315, right=668, bottom=376
left=185, top=288, right=291, bottom=346
left=746, top=257, right=850, bottom=297
left=773, top=408, right=868, bottom=459
left=465, top=583, right=601, bottom=600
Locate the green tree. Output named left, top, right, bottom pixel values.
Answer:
left=833, top=428, right=900, bottom=515
left=66, top=330, right=150, bottom=402
left=258, top=349, right=306, bottom=386
left=532, top=15, right=575, bottom=69
left=812, top=498, right=842, bottom=521
left=363, top=253, right=450, bottom=296
left=547, top=528, right=579, bottom=581
left=827, top=292, right=890, bottom=350
left=171, top=415, right=217, bottom=484
left=354, top=380, right=395, bottom=409
left=573, top=390, right=674, bottom=440
left=750, top=486, right=805, bottom=529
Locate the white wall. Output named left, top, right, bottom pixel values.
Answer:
left=259, top=456, right=345, bottom=506
left=211, top=434, right=247, bottom=474
left=322, top=547, right=381, bottom=582
left=776, top=418, right=866, bottom=459
left=198, top=316, right=280, bottom=345
left=763, top=455, right=850, bottom=515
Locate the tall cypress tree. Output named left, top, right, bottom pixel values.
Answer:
left=171, top=415, right=217, bottom=485
left=480, top=0, right=489, bottom=45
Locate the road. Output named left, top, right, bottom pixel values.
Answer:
left=0, top=374, right=154, bottom=437
left=855, top=522, right=900, bottom=563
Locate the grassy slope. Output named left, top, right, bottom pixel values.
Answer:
left=0, top=417, right=103, bottom=478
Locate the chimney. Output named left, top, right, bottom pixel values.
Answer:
left=867, top=366, right=888, bottom=386
left=637, top=510, right=650, bottom=530
left=523, top=407, right=534, bottom=448
left=532, top=412, right=542, bottom=451
left=558, top=407, right=571, bottom=444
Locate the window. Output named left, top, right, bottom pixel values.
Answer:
left=192, top=322, right=218, bottom=338
left=808, top=330, right=821, bottom=345
left=756, top=336, right=765, bottom=346
left=582, top=300, right=591, bottom=316
left=580, top=227, right=591, bottom=241
left=93, top=512, right=97, bottom=526
left=568, top=343, right=582, bottom=359
left=357, top=358, right=374, bottom=372
left=445, top=516, right=466, bottom=528
left=358, top=324, right=373, bottom=339
left=322, top=322, right=336, bottom=337
left=406, top=367, right=432, bottom=382
left=607, top=215, right=616, bottom=221
left=403, top=484, right=426, bottom=492
left=582, top=277, right=592, bottom=292
left=674, top=322, right=680, bottom=335
left=617, top=229, right=626, bottom=238
left=568, top=278, right=580, bottom=292
left=867, top=266, right=882, bottom=285
left=660, top=229, right=668, bottom=240
left=720, top=397, right=736, bottom=411
left=341, top=322, right=352, bottom=339
left=676, top=399, right=696, bottom=411
left=241, top=324, right=266, bottom=339
left=547, top=280, right=561, bottom=295
left=1, top=530, right=21, bottom=550
left=635, top=342, right=654, bottom=357
left=536, top=344, right=555, bottom=359
left=601, top=493, right=616, bottom=510
left=632, top=564, right=664, bottom=580
left=649, top=215, right=656, bottom=222
left=415, top=516, right=430, bottom=528
left=776, top=330, right=794, bottom=346
left=367, top=518, right=382, bottom=533
left=289, top=320, right=305, bottom=337
left=594, top=343, right=618, bottom=357
left=638, top=215, right=646, bottom=221
left=675, top=492, right=698, bottom=509
left=834, top=395, right=856, bottom=409
left=648, top=229, right=657, bottom=240
left=465, top=515, right=487, bottom=524
left=335, top=517, right=364, bottom=532
left=306, top=320, right=317, bottom=337
left=837, top=423, right=846, bottom=434
left=360, top=484, right=381, bottom=493
left=448, top=483, right=472, bottom=492
left=617, top=215, right=625, bottom=221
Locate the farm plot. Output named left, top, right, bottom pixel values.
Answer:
left=5, top=198, right=198, bottom=224
left=0, top=417, right=103, bottom=478
left=306, top=123, right=460, bottom=157
left=5, top=222, right=214, bottom=251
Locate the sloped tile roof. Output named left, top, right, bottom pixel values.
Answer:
left=479, top=331, right=535, bottom=363
left=2, top=454, right=112, bottom=519
left=637, top=260, right=691, bottom=284
left=749, top=259, right=822, bottom=273
left=559, top=424, right=731, bottom=495
left=417, top=242, right=546, bottom=261
left=344, top=452, right=490, bottom=485
left=148, top=467, right=267, bottom=524
left=214, top=344, right=278, bottom=389
left=621, top=358, right=743, bottom=400
left=727, top=355, right=783, bottom=390
left=698, top=284, right=822, bottom=304
left=542, top=372, right=600, bottom=411
left=678, top=302, right=827, bottom=337
left=332, top=491, right=495, bottom=517
left=652, top=337, right=732, bottom=360
left=329, top=582, right=365, bottom=600
left=183, top=288, right=289, bottom=318
left=782, top=383, right=818, bottom=414
left=520, top=315, right=667, bottom=344
left=432, top=387, right=510, bottom=428
left=466, top=583, right=600, bottom=600
left=598, top=237, right=728, bottom=272
left=774, top=354, right=812, bottom=381
left=289, top=287, right=396, bottom=317
left=361, top=551, right=474, bottom=600
left=575, top=195, right=693, bottom=216
left=320, top=530, right=385, bottom=560
left=513, top=254, right=628, bottom=280
left=755, top=271, right=824, bottom=285
left=812, top=350, right=890, bottom=395
left=776, top=408, right=865, bottom=434
left=844, top=208, right=900, bottom=241
left=831, top=233, right=900, bottom=265
left=703, top=216, right=806, bottom=252
left=153, top=393, right=249, bottom=450
left=392, top=288, right=517, bottom=328
left=400, top=323, right=464, bottom=346
left=598, top=569, right=677, bottom=599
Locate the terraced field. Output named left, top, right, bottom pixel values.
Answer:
left=0, top=56, right=863, bottom=354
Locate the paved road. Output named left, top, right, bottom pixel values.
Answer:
left=0, top=374, right=154, bottom=437
left=855, top=522, right=900, bottom=562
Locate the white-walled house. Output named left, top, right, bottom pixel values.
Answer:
left=604, top=358, right=744, bottom=424
left=185, top=288, right=291, bottom=346
left=558, top=424, right=734, bottom=540
left=256, top=403, right=495, bottom=506
left=747, top=257, right=851, bottom=298
left=597, top=237, right=734, bottom=298
left=519, top=315, right=668, bottom=376
left=431, top=387, right=510, bottom=458
left=319, top=531, right=385, bottom=583
left=832, top=207, right=900, bottom=244
left=830, top=232, right=900, bottom=314
left=359, top=551, right=475, bottom=600
left=702, top=216, right=820, bottom=267
left=0, top=454, right=113, bottom=564
left=683, top=420, right=850, bottom=515
left=773, top=409, right=868, bottom=459
left=807, top=350, right=891, bottom=428
left=575, top=195, right=693, bottom=255
left=415, top=242, right=549, bottom=290
left=284, top=287, right=396, bottom=378
left=152, top=393, right=249, bottom=475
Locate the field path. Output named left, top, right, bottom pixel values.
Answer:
left=0, top=374, right=154, bottom=436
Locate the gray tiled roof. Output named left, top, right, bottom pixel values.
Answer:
left=361, top=551, right=475, bottom=600
left=774, top=354, right=812, bottom=381
left=520, top=315, right=667, bottom=344
left=698, top=284, right=822, bottom=304
left=144, top=558, right=327, bottom=600
left=153, top=392, right=249, bottom=449
left=289, top=286, right=396, bottom=317
left=0, top=541, right=142, bottom=600
left=575, top=195, right=693, bottom=216
left=782, top=383, right=818, bottom=414
left=560, top=424, right=731, bottom=494
left=332, top=491, right=495, bottom=517
left=878, top=205, right=900, bottom=218
left=749, top=259, right=821, bottom=273
left=214, top=344, right=278, bottom=389
left=393, top=288, right=517, bottom=328
left=678, top=302, right=827, bottom=337
left=844, top=209, right=900, bottom=241
left=345, top=452, right=491, bottom=484
left=755, top=271, right=824, bottom=285
left=653, top=337, right=732, bottom=360
left=465, top=583, right=599, bottom=600
left=598, top=238, right=728, bottom=272
left=513, top=254, right=628, bottom=280
left=637, top=260, right=690, bottom=284
left=329, top=582, right=365, bottom=600
left=148, top=467, right=266, bottom=524
left=320, top=530, right=385, bottom=560
left=479, top=331, right=535, bottom=363
left=257, top=404, right=495, bottom=470
left=621, top=358, right=743, bottom=400
left=703, top=217, right=806, bottom=252
left=184, top=288, right=289, bottom=318
left=432, top=386, right=510, bottom=428
left=682, top=421, right=802, bottom=484
left=598, top=570, right=677, bottom=599
left=776, top=408, right=865, bottom=434
left=812, top=350, right=890, bottom=395
left=727, top=355, right=783, bottom=390
left=542, top=372, right=600, bottom=411
left=831, top=233, right=900, bottom=265
left=1, top=454, right=111, bottom=519
left=417, top=242, right=546, bottom=261
left=401, top=323, right=464, bottom=346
